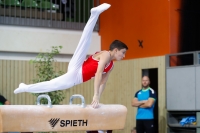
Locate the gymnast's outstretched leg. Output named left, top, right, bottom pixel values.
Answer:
left=67, top=3, right=111, bottom=72
left=14, top=3, right=111, bottom=94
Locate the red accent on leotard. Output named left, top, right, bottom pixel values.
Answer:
left=82, top=53, right=114, bottom=82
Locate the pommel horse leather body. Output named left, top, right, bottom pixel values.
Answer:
left=0, top=95, right=127, bottom=132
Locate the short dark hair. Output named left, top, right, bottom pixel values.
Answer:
left=109, top=40, right=128, bottom=51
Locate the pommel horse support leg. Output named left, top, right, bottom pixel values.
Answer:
left=0, top=94, right=127, bottom=132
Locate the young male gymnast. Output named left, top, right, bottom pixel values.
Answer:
left=14, top=3, right=128, bottom=108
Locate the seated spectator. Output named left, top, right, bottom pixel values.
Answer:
left=52, top=0, right=75, bottom=21
left=0, top=94, right=10, bottom=105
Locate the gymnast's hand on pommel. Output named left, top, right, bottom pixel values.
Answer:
left=91, top=94, right=100, bottom=108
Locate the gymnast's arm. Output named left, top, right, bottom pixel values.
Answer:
left=98, top=68, right=112, bottom=98
left=91, top=52, right=111, bottom=108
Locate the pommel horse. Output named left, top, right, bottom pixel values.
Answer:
left=0, top=94, right=127, bottom=132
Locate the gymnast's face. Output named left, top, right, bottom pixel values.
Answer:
left=114, top=48, right=127, bottom=61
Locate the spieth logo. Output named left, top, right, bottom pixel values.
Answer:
left=49, top=118, right=60, bottom=129
left=48, top=118, right=88, bottom=129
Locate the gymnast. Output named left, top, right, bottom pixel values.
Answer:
left=14, top=3, right=128, bottom=108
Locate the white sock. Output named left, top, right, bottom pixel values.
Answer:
left=91, top=3, right=111, bottom=15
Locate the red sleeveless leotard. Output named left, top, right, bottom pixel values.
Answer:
left=82, top=53, right=114, bottom=82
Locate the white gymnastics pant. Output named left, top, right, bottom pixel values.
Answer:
left=14, top=3, right=111, bottom=94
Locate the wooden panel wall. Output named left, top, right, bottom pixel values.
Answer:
left=0, top=55, right=166, bottom=133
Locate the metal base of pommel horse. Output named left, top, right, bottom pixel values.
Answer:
left=0, top=94, right=127, bottom=132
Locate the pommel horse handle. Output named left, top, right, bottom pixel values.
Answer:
left=69, top=94, right=86, bottom=108
left=36, top=94, right=52, bottom=108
